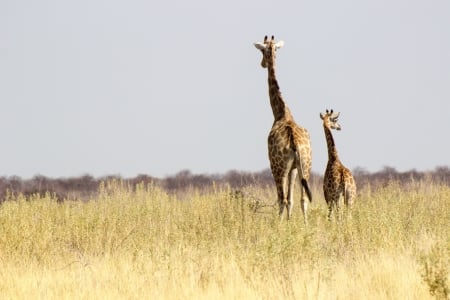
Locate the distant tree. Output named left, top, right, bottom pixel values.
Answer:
left=381, top=166, right=398, bottom=175
left=164, top=169, right=192, bottom=190
left=353, top=167, right=370, bottom=177
left=434, top=166, right=450, bottom=184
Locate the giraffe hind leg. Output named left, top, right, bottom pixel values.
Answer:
left=344, top=184, right=355, bottom=220
left=278, top=201, right=286, bottom=218
left=324, top=194, right=333, bottom=221
left=327, top=203, right=333, bottom=221
left=277, top=189, right=286, bottom=219
left=337, top=192, right=345, bottom=222
left=276, top=177, right=289, bottom=219
left=344, top=185, right=349, bottom=207
left=300, top=188, right=308, bottom=225
left=345, top=185, right=355, bottom=209
left=277, top=165, right=293, bottom=220
left=286, top=169, right=297, bottom=220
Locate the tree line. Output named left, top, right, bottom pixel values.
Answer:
left=0, top=166, right=449, bottom=202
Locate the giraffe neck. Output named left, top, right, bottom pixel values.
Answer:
left=267, top=58, right=292, bottom=121
left=324, top=125, right=339, bottom=161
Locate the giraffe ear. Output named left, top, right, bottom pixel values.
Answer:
left=254, top=42, right=266, bottom=50
left=320, top=113, right=325, bottom=120
left=275, top=40, right=284, bottom=49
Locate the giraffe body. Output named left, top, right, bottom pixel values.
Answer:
left=255, top=36, right=312, bottom=222
left=320, top=109, right=356, bottom=220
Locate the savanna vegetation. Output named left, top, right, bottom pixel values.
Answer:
left=0, top=167, right=449, bottom=299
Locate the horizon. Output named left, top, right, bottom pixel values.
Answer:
left=2, top=164, right=449, bottom=181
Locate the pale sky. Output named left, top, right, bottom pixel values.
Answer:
left=1, top=0, right=449, bottom=179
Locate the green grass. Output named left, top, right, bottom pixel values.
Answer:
left=0, top=179, right=448, bottom=299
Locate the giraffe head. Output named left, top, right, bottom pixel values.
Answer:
left=254, top=35, right=284, bottom=68
left=320, top=109, right=341, bottom=130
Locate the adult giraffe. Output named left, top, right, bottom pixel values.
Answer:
left=254, top=35, right=312, bottom=222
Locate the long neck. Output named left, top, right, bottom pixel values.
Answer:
left=324, top=125, right=339, bottom=161
left=267, top=57, right=291, bottom=121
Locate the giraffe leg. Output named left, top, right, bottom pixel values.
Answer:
left=276, top=184, right=285, bottom=218
left=281, top=172, right=290, bottom=220
left=324, top=191, right=333, bottom=221
left=345, top=185, right=355, bottom=209
left=329, top=199, right=340, bottom=222
left=336, top=194, right=343, bottom=222
left=343, top=185, right=350, bottom=208
left=344, top=184, right=352, bottom=208
left=300, top=189, right=308, bottom=225
left=271, top=165, right=285, bottom=219
left=327, top=203, right=333, bottom=221
left=343, top=186, right=350, bottom=220
left=275, top=174, right=289, bottom=219
left=344, top=184, right=356, bottom=221
left=286, top=169, right=297, bottom=220
left=276, top=166, right=294, bottom=220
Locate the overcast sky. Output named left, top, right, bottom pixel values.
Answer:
left=1, top=0, right=449, bottom=179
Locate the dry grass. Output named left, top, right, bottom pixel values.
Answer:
left=0, top=179, right=449, bottom=299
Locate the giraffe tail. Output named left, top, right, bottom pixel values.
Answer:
left=301, top=178, right=312, bottom=203
left=295, top=151, right=312, bottom=203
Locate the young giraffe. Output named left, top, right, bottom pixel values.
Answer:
left=320, top=109, right=356, bottom=220
left=254, top=35, right=312, bottom=222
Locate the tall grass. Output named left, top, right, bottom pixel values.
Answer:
left=0, top=179, right=448, bottom=299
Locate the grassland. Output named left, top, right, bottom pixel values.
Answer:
left=0, top=179, right=449, bottom=299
